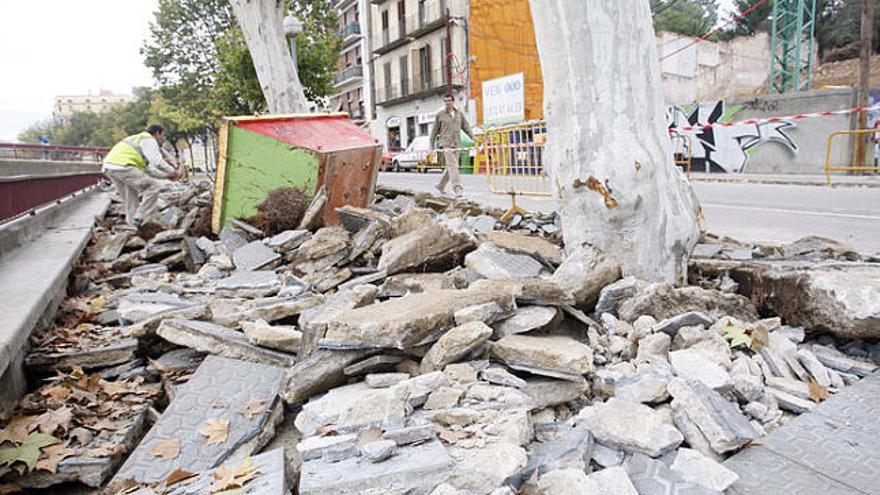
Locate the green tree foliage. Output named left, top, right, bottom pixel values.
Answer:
left=651, top=0, right=719, bottom=37
left=732, top=0, right=774, bottom=35
left=214, top=27, right=266, bottom=115
left=289, top=0, right=343, bottom=103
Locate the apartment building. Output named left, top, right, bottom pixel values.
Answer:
left=330, top=0, right=373, bottom=125
left=54, top=89, right=130, bottom=125
left=370, top=0, right=468, bottom=150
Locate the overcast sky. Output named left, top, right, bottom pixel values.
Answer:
left=0, top=0, right=158, bottom=141
left=0, top=0, right=739, bottom=142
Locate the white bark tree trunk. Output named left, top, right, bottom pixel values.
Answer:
left=530, top=0, right=703, bottom=284
left=230, top=0, right=310, bottom=114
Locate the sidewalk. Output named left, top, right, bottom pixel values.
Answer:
left=689, top=172, right=880, bottom=188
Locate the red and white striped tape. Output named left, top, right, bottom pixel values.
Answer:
left=668, top=104, right=880, bottom=133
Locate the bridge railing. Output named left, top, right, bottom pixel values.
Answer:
left=0, top=143, right=109, bottom=163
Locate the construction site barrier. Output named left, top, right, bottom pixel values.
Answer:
left=824, top=129, right=880, bottom=185
left=670, top=133, right=694, bottom=178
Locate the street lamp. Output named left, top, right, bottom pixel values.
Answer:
left=283, top=15, right=303, bottom=72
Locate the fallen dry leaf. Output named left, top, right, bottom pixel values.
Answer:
left=164, top=467, right=197, bottom=486
left=750, top=324, right=770, bottom=352
left=76, top=374, right=101, bottom=393
left=199, top=419, right=229, bottom=446
left=313, top=425, right=337, bottom=437
left=34, top=407, right=73, bottom=436
left=437, top=428, right=471, bottom=444
left=68, top=427, right=94, bottom=447
left=148, top=438, right=180, bottom=460
left=42, top=386, right=71, bottom=402
left=237, top=399, right=269, bottom=420
left=0, top=416, right=37, bottom=446
left=84, top=417, right=121, bottom=432
left=209, top=457, right=260, bottom=493
left=35, top=441, right=75, bottom=473
left=808, top=379, right=831, bottom=403
left=86, top=442, right=126, bottom=457
left=100, top=379, right=132, bottom=398
left=357, top=426, right=383, bottom=446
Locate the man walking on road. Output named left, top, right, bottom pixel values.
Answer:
left=430, top=95, right=474, bottom=198
left=103, top=124, right=179, bottom=228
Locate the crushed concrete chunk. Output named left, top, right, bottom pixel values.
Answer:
left=595, top=276, right=641, bottom=316
left=378, top=220, right=476, bottom=275
left=654, top=311, right=714, bottom=336
left=625, top=453, right=717, bottom=495
left=577, top=398, right=683, bottom=457
left=361, top=440, right=397, bottom=462
left=492, top=306, right=558, bottom=339
left=671, top=448, right=739, bottom=492
left=551, top=245, right=621, bottom=308
left=670, top=349, right=731, bottom=391
left=365, top=372, right=410, bottom=388
left=453, top=300, right=515, bottom=326
left=618, top=283, right=758, bottom=323
left=483, top=230, right=562, bottom=264
left=240, top=319, right=301, bottom=353
left=421, top=321, right=493, bottom=373
left=216, top=270, right=281, bottom=297
left=480, top=367, right=528, bottom=389
left=464, top=244, right=546, bottom=279
left=233, top=240, right=280, bottom=271
left=491, top=335, right=593, bottom=381
left=668, top=378, right=757, bottom=454
left=268, top=229, right=310, bottom=252
left=157, top=319, right=296, bottom=368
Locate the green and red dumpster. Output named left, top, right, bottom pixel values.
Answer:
left=212, top=113, right=381, bottom=233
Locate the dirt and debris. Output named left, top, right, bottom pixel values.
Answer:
left=0, top=181, right=877, bottom=494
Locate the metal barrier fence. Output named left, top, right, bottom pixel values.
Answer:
left=825, top=129, right=880, bottom=185
left=670, top=133, right=694, bottom=177
left=0, top=143, right=109, bottom=163
left=476, top=121, right=550, bottom=195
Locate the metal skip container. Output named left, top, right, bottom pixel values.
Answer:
left=211, top=113, right=382, bottom=233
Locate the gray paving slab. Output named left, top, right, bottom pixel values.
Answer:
left=112, top=355, right=284, bottom=484
left=165, top=448, right=287, bottom=494
left=725, top=372, right=880, bottom=494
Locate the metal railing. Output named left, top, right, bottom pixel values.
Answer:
left=0, top=143, right=109, bottom=163
left=824, top=129, right=880, bottom=185
left=334, top=65, right=364, bottom=85
left=339, top=21, right=361, bottom=38
left=670, top=133, right=694, bottom=178
left=0, top=172, right=103, bottom=223
left=373, top=1, right=448, bottom=52
left=376, top=68, right=464, bottom=103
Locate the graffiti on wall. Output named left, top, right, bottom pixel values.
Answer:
left=666, top=101, right=798, bottom=173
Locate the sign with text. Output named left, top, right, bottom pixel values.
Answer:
left=482, top=73, right=524, bottom=126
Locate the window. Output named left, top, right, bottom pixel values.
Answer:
left=406, top=117, right=416, bottom=147
left=399, top=56, right=408, bottom=97
left=419, top=45, right=432, bottom=90
left=397, top=1, right=406, bottom=37
left=440, top=36, right=449, bottom=85
left=383, top=62, right=392, bottom=100
left=418, top=0, right=428, bottom=26
left=381, top=10, right=389, bottom=45
left=419, top=123, right=428, bottom=135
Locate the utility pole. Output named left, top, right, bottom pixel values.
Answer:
left=856, top=0, right=875, bottom=167
left=445, top=9, right=453, bottom=97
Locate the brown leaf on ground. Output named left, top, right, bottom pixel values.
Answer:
left=437, top=428, right=471, bottom=444
left=0, top=416, right=37, bottom=446
left=148, top=438, right=180, bottom=460
left=237, top=399, right=269, bottom=420
left=209, top=457, right=261, bottom=493
left=313, top=425, right=337, bottom=437
left=35, top=441, right=75, bottom=473
left=199, top=419, right=229, bottom=446
left=808, top=379, right=831, bottom=403
left=86, top=442, right=126, bottom=457
left=68, top=427, right=94, bottom=447
left=357, top=426, right=383, bottom=446
left=34, top=407, right=73, bottom=436
left=100, top=379, right=133, bottom=398
left=76, top=374, right=101, bottom=393
left=42, top=386, right=72, bottom=402
left=164, top=468, right=197, bottom=486
left=749, top=324, right=770, bottom=352
left=84, top=417, right=121, bottom=432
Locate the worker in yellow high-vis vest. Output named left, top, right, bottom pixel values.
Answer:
left=103, top=124, right=179, bottom=228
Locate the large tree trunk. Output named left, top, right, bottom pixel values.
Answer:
left=230, top=0, right=309, bottom=114
left=530, top=0, right=703, bottom=284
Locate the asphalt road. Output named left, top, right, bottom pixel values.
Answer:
left=378, top=171, right=880, bottom=255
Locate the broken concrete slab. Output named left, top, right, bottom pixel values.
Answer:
left=343, top=354, right=405, bottom=377
left=112, top=355, right=284, bottom=484
left=811, top=344, right=878, bottom=377
left=654, top=311, right=715, bottom=336
left=471, top=278, right=575, bottom=306
left=298, top=226, right=349, bottom=261
left=157, top=319, right=296, bottom=368
left=670, top=448, right=739, bottom=492
left=26, top=337, right=139, bottom=373
left=595, top=276, right=641, bottom=316
left=765, top=388, right=816, bottom=414
left=365, top=372, right=410, bottom=388
left=453, top=300, right=515, bottom=326
left=215, top=270, right=281, bottom=298
left=551, top=245, right=622, bottom=309
left=379, top=273, right=465, bottom=297
left=319, top=286, right=516, bottom=350
left=89, top=232, right=130, bottom=262
left=614, top=370, right=671, bottom=404
left=507, top=422, right=593, bottom=488
left=211, top=294, right=325, bottom=327
left=161, top=448, right=287, bottom=494
left=150, top=228, right=186, bottom=245
left=282, top=349, right=371, bottom=404
left=420, top=321, right=493, bottom=373
left=294, top=382, right=408, bottom=436
left=491, top=335, right=593, bottom=381
left=241, top=319, right=302, bottom=353
left=670, top=349, right=731, bottom=392
left=464, top=244, right=546, bottom=280
left=481, top=367, right=528, bottom=389
left=668, top=378, right=758, bottom=454
left=233, top=240, right=281, bottom=271
left=446, top=442, right=527, bottom=493
left=128, top=303, right=209, bottom=338
left=492, top=306, right=558, bottom=339
left=268, top=229, right=310, bottom=252
left=624, top=453, right=717, bottom=495
left=299, top=439, right=452, bottom=495
left=117, top=292, right=191, bottom=323
left=377, top=220, right=477, bottom=275
left=299, top=285, right=379, bottom=357
left=336, top=205, right=393, bottom=234
left=482, top=230, right=562, bottom=265
left=618, top=283, right=759, bottom=323
left=577, top=398, right=683, bottom=457
left=538, top=466, right=639, bottom=495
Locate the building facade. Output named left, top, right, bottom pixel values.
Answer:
left=330, top=0, right=373, bottom=126
left=53, top=89, right=130, bottom=125
left=370, top=0, right=468, bottom=151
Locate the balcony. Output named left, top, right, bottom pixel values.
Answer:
left=334, top=65, right=364, bottom=87
left=376, top=68, right=464, bottom=106
left=337, top=21, right=362, bottom=47
left=334, top=0, right=357, bottom=10
left=373, top=1, right=449, bottom=55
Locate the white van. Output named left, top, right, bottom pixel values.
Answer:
left=391, top=136, right=435, bottom=172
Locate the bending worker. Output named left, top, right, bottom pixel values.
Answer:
left=103, top=124, right=179, bottom=228
left=430, top=94, right=474, bottom=198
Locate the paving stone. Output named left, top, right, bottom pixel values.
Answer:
left=464, top=244, right=546, bottom=279
left=624, top=453, right=720, bottom=495
left=811, top=344, right=879, bottom=377
left=282, top=349, right=371, bottom=404
left=113, top=356, right=284, bottom=484
left=725, top=446, right=860, bottom=495
left=595, top=276, right=640, bottom=316
left=577, top=398, right=682, bottom=457
left=382, top=424, right=437, bottom=446
left=453, top=301, right=515, bottom=326
left=298, top=439, right=452, bottom=494
left=157, top=319, right=296, bottom=368
left=377, top=220, right=476, bottom=275
left=163, top=448, right=287, bottom=494
left=118, top=292, right=191, bottom=322
left=506, top=422, right=592, bottom=489
left=614, top=370, right=671, bottom=404
left=240, top=319, right=301, bottom=353
left=765, top=388, right=815, bottom=414
left=467, top=214, right=498, bottom=233
left=196, top=236, right=218, bottom=256
left=211, top=294, right=325, bottom=327
left=361, top=440, right=397, bottom=462
left=480, top=367, right=528, bottom=389
left=491, top=306, right=558, bottom=339
left=233, top=240, right=281, bottom=271
left=654, top=311, right=715, bottom=336
left=216, top=270, right=281, bottom=297
left=670, top=349, right=731, bottom=391
left=299, top=285, right=377, bottom=357
left=220, top=228, right=249, bottom=252
left=267, top=229, right=310, bottom=252
left=671, top=448, right=739, bottom=492
left=90, top=232, right=130, bottom=262
left=551, top=244, right=621, bottom=308
left=491, top=335, right=593, bottom=381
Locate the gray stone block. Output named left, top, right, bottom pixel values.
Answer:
left=157, top=319, right=296, bottom=368
left=233, top=241, right=281, bottom=271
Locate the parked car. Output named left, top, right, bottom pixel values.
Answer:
left=380, top=146, right=399, bottom=171
left=391, top=136, right=436, bottom=172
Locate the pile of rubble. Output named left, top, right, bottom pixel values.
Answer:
left=0, top=182, right=878, bottom=494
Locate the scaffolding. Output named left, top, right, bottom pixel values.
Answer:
left=769, top=0, right=817, bottom=94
